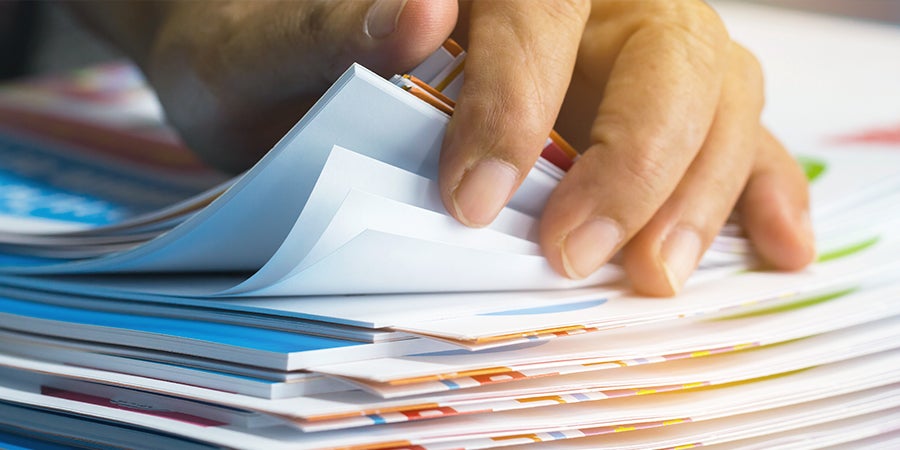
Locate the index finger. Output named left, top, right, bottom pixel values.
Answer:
left=540, top=2, right=732, bottom=279
left=439, top=0, right=590, bottom=227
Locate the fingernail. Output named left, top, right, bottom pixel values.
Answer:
left=561, top=217, right=624, bottom=279
left=365, top=0, right=408, bottom=39
left=661, top=226, right=703, bottom=294
left=451, top=158, right=519, bottom=227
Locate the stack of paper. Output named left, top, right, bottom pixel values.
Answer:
left=1, top=2, right=899, bottom=449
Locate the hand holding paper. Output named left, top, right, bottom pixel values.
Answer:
left=67, top=0, right=460, bottom=172
left=0, top=3, right=898, bottom=448
left=66, top=0, right=815, bottom=296
left=441, top=1, right=815, bottom=296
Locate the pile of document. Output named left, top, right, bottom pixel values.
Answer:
left=1, top=3, right=899, bottom=449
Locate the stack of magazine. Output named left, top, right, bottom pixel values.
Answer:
left=1, top=3, right=899, bottom=449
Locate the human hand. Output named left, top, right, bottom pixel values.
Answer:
left=439, top=0, right=816, bottom=295
left=68, top=0, right=460, bottom=172
left=71, top=0, right=815, bottom=296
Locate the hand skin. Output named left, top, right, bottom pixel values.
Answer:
left=67, top=0, right=816, bottom=296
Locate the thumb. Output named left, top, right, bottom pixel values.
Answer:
left=361, top=0, right=461, bottom=76
left=146, top=0, right=458, bottom=172
left=281, top=0, right=460, bottom=83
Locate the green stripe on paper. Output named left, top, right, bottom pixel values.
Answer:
left=796, top=155, right=827, bottom=182
left=817, top=236, right=880, bottom=263
left=712, top=287, right=857, bottom=321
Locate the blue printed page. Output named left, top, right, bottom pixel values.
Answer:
left=0, top=132, right=205, bottom=233
left=0, top=64, right=227, bottom=236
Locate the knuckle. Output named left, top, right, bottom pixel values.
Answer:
left=731, top=42, right=764, bottom=87
left=724, top=42, right=766, bottom=110
left=458, top=91, right=547, bottom=164
left=543, top=0, right=591, bottom=25
left=662, top=1, right=730, bottom=47
left=588, top=127, right=672, bottom=200
left=618, top=146, right=671, bottom=197
left=691, top=2, right=730, bottom=45
left=636, top=2, right=731, bottom=73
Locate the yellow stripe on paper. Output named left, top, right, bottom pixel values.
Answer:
left=517, top=396, right=566, bottom=404
left=435, top=61, right=465, bottom=92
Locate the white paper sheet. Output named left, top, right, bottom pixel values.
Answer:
left=483, top=398, right=900, bottom=450
left=1, top=349, right=897, bottom=449
left=311, top=280, right=900, bottom=384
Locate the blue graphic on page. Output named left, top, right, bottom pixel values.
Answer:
left=0, top=252, right=62, bottom=267
left=479, top=298, right=607, bottom=316
left=411, top=340, right=547, bottom=357
left=0, top=428, right=76, bottom=450
left=0, top=132, right=194, bottom=227
left=0, top=296, right=362, bottom=354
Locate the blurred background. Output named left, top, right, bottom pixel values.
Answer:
left=739, top=0, right=900, bottom=22
left=1, top=0, right=899, bottom=80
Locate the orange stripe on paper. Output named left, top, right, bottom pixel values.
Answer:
left=471, top=325, right=588, bottom=344
left=386, top=366, right=513, bottom=385
left=517, top=395, right=566, bottom=404
left=443, top=39, right=464, bottom=57
left=550, top=129, right=579, bottom=158
left=335, top=440, right=414, bottom=450
left=403, top=86, right=453, bottom=115
left=303, top=402, right=442, bottom=422
left=492, top=434, right=542, bottom=443
left=408, top=75, right=456, bottom=107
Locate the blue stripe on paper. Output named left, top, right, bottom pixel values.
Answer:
left=479, top=299, right=607, bottom=316
left=0, top=296, right=361, bottom=353
left=0, top=133, right=195, bottom=226
left=0, top=430, right=76, bottom=450
left=0, top=253, right=68, bottom=267
left=128, top=358, right=276, bottom=383
left=410, top=340, right=546, bottom=357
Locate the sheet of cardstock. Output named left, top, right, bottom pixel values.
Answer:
left=0, top=295, right=453, bottom=370
left=707, top=408, right=900, bottom=450
left=0, top=68, right=624, bottom=296
left=0, top=273, right=624, bottom=329
left=388, top=237, right=900, bottom=344
left=312, top=280, right=900, bottom=383
left=294, top=316, right=900, bottom=430
left=451, top=394, right=900, bottom=450
left=0, top=338, right=353, bottom=399
left=1, top=349, right=896, bottom=450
